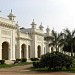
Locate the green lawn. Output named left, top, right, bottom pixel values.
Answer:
left=0, top=62, right=32, bottom=68
left=29, top=67, right=75, bottom=73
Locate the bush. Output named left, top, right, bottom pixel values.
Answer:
left=30, top=58, right=39, bottom=61
left=21, top=58, right=27, bottom=62
left=0, top=60, right=5, bottom=64
left=16, top=59, right=21, bottom=61
left=64, top=55, right=73, bottom=69
left=39, top=51, right=73, bottom=70
left=33, top=61, right=45, bottom=68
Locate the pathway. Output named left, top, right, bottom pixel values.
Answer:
left=0, top=64, right=75, bottom=75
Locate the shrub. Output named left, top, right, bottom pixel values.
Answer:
left=30, top=58, right=39, bottom=61
left=16, top=59, right=21, bottom=61
left=33, top=61, right=40, bottom=68
left=40, top=51, right=73, bottom=70
left=64, top=55, right=73, bottom=69
left=0, top=60, right=5, bottom=64
left=33, top=61, right=45, bottom=68
left=21, top=58, right=27, bottom=62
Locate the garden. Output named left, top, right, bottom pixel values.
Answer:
left=0, top=28, right=75, bottom=73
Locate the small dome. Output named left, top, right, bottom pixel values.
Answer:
left=31, top=19, right=36, bottom=25
left=31, top=19, right=37, bottom=28
left=46, top=26, right=50, bottom=33
left=8, top=9, right=16, bottom=17
left=7, top=10, right=16, bottom=21
left=39, top=22, right=44, bottom=30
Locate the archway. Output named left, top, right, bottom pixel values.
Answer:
left=2, top=42, right=9, bottom=60
left=21, top=44, right=26, bottom=58
left=37, top=45, right=41, bottom=58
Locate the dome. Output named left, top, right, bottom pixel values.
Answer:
left=46, top=26, right=50, bottom=33
left=31, top=19, right=37, bottom=28
left=31, top=19, right=36, bottom=25
left=39, top=22, right=44, bottom=30
left=8, top=9, right=16, bottom=17
left=7, top=9, right=16, bottom=21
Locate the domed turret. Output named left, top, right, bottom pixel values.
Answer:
left=31, top=19, right=37, bottom=28
left=46, top=26, right=50, bottom=33
left=7, top=9, right=16, bottom=21
left=39, top=22, right=44, bottom=30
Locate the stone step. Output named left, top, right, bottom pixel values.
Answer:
left=5, top=60, right=14, bottom=64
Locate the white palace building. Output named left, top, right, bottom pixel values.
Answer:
left=0, top=10, right=71, bottom=61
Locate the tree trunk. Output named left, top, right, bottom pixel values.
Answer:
left=71, top=43, right=73, bottom=57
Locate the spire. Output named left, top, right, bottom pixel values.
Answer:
left=39, top=22, right=44, bottom=30
left=31, top=19, right=37, bottom=28
left=46, top=26, right=50, bottom=33
left=11, top=9, right=12, bottom=13
left=7, top=9, right=16, bottom=21
left=33, top=19, right=34, bottom=22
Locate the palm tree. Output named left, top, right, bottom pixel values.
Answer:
left=48, top=30, right=64, bottom=52
left=63, top=28, right=75, bottom=57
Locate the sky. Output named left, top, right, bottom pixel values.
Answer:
left=0, top=0, right=75, bottom=32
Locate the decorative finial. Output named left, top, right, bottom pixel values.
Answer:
left=46, top=25, right=50, bottom=33
left=41, top=22, right=42, bottom=25
left=11, top=9, right=12, bottom=13
left=33, top=19, right=34, bottom=22
left=39, top=22, right=44, bottom=30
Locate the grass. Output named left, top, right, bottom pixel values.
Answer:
left=0, top=59, right=75, bottom=73
left=0, top=62, right=32, bottom=68
left=29, top=67, right=75, bottom=73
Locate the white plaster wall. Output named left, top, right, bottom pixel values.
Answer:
left=0, top=26, right=17, bottom=60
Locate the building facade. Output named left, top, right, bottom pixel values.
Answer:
left=0, top=10, right=51, bottom=60
left=0, top=10, right=72, bottom=60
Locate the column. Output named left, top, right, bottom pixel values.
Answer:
left=8, top=45, right=11, bottom=60
left=26, top=45, right=28, bottom=59
left=0, top=45, right=2, bottom=60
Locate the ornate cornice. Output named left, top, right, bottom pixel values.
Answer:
left=0, top=21, right=17, bottom=29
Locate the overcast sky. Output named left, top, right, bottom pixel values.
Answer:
left=0, top=0, right=75, bottom=32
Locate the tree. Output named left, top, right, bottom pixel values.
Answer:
left=47, top=30, right=64, bottom=52
left=63, top=28, right=75, bottom=57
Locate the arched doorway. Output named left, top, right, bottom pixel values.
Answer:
left=28, top=45, right=30, bottom=58
left=2, top=42, right=9, bottom=60
left=21, top=44, right=26, bottom=58
left=37, top=45, right=41, bottom=58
